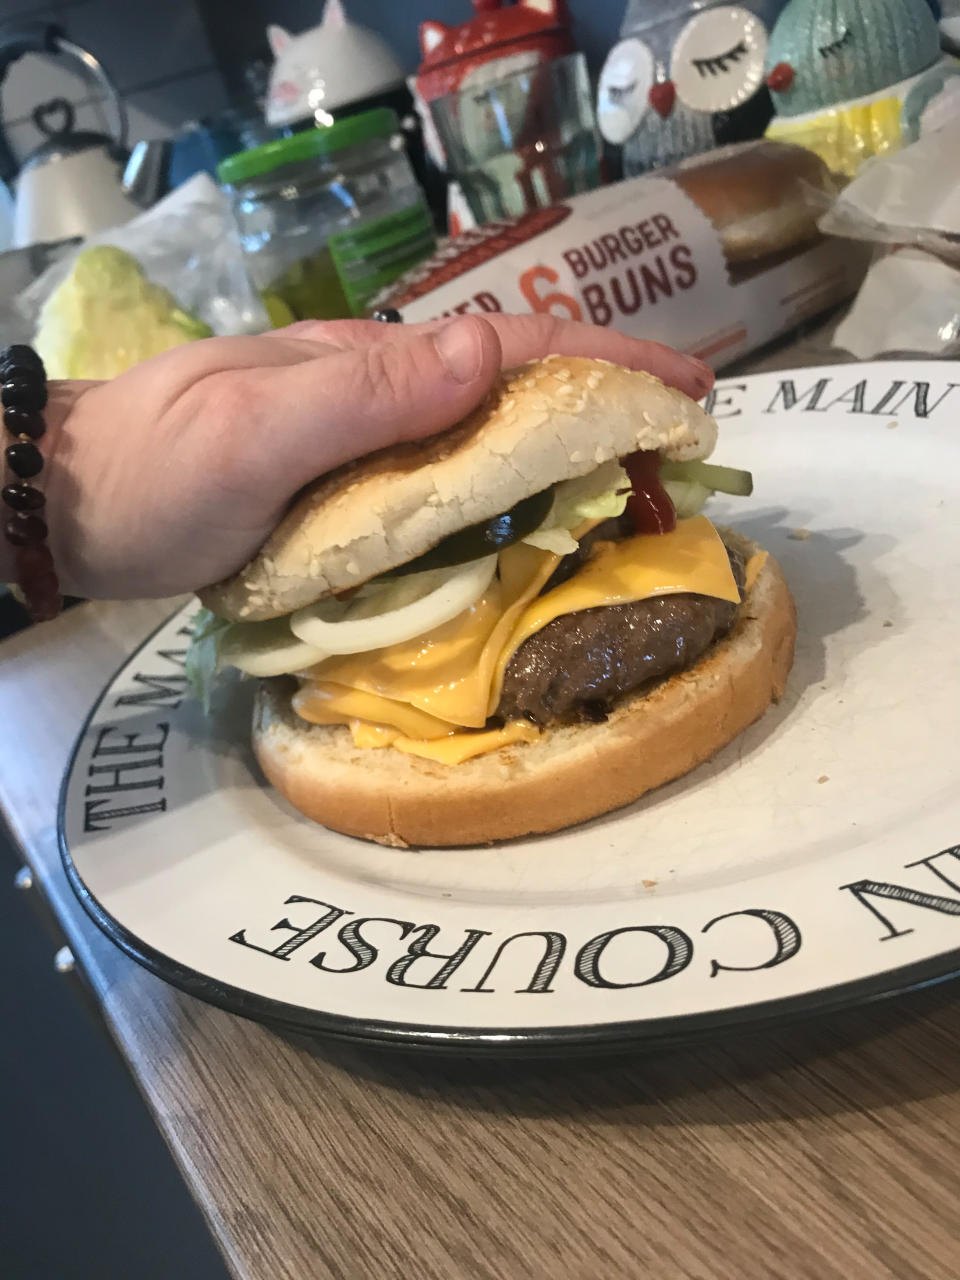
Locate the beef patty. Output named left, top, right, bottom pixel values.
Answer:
left=498, top=533, right=745, bottom=727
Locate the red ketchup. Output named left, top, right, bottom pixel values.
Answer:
left=623, top=450, right=676, bottom=535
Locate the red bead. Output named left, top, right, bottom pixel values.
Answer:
left=26, top=569, right=58, bottom=597
left=14, top=543, right=60, bottom=621
left=15, top=543, right=55, bottom=578
left=5, top=511, right=47, bottom=545
left=4, top=405, right=44, bottom=438
left=28, top=594, right=61, bottom=623
left=23, top=576, right=60, bottom=622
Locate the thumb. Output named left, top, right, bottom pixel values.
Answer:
left=274, top=316, right=503, bottom=483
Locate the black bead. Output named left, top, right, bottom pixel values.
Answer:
left=2, top=483, right=44, bottom=511
left=2, top=364, right=44, bottom=387
left=5, top=511, right=47, bottom=546
left=372, top=307, right=403, bottom=324
left=2, top=376, right=47, bottom=411
left=5, top=440, right=43, bottom=478
left=0, top=345, right=44, bottom=377
left=3, top=405, right=44, bottom=439
left=0, top=359, right=45, bottom=383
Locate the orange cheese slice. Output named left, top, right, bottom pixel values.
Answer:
left=335, top=717, right=541, bottom=764
left=390, top=719, right=541, bottom=765
left=304, top=541, right=561, bottom=729
left=294, top=683, right=455, bottom=739
left=299, top=516, right=740, bottom=760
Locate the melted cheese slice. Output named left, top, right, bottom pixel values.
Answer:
left=392, top=719, right=541, bottom=765
left=303, top=541, right=562, bottom=729
left=332, top=717, right=541, bottom=765
left=299, top=516, right=740, bottom=756
left=294, top=683, right=456, bottom=739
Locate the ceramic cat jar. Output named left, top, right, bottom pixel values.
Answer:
left=597, top=0, right=788, bottom=175
left=763, top=0, right=960, bottom=175
left=411, top=0, right=573, bottom=176
left=265, top=0, right=404, bottom=127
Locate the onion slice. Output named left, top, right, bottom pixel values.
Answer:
left=290, top=554, right=497, bottom=655
left=219, top=618, right=329, bottom=677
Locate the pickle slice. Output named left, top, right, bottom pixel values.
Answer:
left=386, top=487, right=555, bottom=577
left=659, top=460, right=754, bottom=497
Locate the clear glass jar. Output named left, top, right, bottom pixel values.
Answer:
left=218, top=109, right=435, bottom=322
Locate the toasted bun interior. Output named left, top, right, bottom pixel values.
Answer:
left=252, top=535, right=796, bottom=847
left=201, top=355, right=718, bottom=622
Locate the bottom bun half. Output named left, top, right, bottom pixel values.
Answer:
left=253, top=537, right=797, bottom=848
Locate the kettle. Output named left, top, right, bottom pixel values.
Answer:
left=0, top=21, right=140, bottom=246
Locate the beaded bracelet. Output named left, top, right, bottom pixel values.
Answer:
left=1, top=344, right=60, bottom=622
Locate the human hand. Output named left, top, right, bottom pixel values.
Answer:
left=34, top=314, right=713, bottom=600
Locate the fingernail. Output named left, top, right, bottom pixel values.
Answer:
left=684, top=355, right=713, bottom=389
left=433, top=318, right=484, bottom=384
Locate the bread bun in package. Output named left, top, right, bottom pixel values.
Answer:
left=376, top=141, right=864, bottom=370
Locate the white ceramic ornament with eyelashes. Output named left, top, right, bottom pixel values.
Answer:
left=670, top=6, right=769, bottom=114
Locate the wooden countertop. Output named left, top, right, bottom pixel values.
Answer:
left=4, top=591, right=960, bottom=1280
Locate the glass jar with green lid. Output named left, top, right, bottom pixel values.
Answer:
left=217, top=108, right=435, bottom=323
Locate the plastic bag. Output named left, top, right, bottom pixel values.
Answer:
left=16, top=174, right=268, bottom=339
left=820, top=120, right=960, bottom=264
left=833, top=248, right=960, bottom=360
left=821, top=122, right=960, bottom=358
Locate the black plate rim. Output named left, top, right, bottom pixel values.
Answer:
left=58, top=605, right=960, bottom=1057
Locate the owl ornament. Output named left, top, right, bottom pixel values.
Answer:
left=763, top=0, right=960, bottom=177
left=597, top=0, right=788, bottom=175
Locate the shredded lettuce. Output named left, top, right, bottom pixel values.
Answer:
left=522, top=526, right=580, bottom=556
left=185, top=608, right=232, bottom=709
left=523, top=460, right=630, bottom=555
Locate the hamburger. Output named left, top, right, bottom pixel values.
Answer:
left=188, top=355, right=796, bottom=846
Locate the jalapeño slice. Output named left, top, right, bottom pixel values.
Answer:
left=386, top=487, right=554, bottom=577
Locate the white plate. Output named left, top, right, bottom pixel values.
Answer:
left=60, top=363, right=960, bottom=1054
